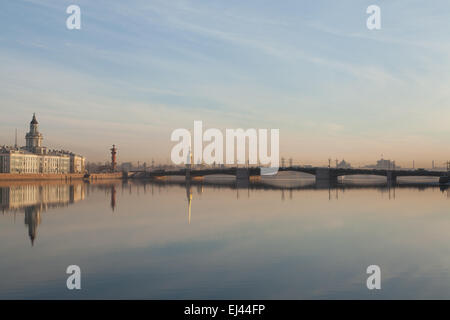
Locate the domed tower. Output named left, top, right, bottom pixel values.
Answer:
left=25, top=113, right=43, bottom=152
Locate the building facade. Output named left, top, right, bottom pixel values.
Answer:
left=70, top=154, right=85, bottom=174
left=0, top=114, right=85, bottom=174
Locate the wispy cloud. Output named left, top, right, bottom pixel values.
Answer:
left=1, top=0, right=449, bottom=164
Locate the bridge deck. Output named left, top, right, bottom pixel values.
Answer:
left=128, top=167, right=448, bottom=179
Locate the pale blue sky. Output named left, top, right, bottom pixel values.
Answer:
left=1, top=0, right=449, bottom=166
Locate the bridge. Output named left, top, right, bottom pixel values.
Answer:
left=131, top=177, right=450, bottom=192
left=127, top=166, right=448, bottom=185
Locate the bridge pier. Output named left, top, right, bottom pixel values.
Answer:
left=315, top=168, right=338, bottom=183
left=236, top=168, right=250, bottom=181
left=185, top=168, right=191, bottom=181
left=387, top=172, right=397, bottom=185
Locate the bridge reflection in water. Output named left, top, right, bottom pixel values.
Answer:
left=1, top=178, right=448, bottom=246
left=134, top=176, right=450, bottom=226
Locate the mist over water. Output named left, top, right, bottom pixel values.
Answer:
left=0, top=177, right=449, bottom=299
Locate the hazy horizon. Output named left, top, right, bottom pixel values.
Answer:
left=1, top=0, right=450, bottom=167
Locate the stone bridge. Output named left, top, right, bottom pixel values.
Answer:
left=128, top=166, right=447, bottom=185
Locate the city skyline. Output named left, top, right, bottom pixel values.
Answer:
left=1, top=1, right=449, bottom=166
left=1, top=113, right=448, bottom=170
left=3, top=1, right=450, bottom=304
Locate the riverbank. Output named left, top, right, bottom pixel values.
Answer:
left=0, top=172, right=124, bottom=181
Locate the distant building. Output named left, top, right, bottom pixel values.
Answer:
left=121, top=162, right=132, bottom=172
left=337, top=159, right=352, bottom=169
left=0, top=114, right=85, bottom=174
left=364, top=158, right=397, bottom=170
left=375, top=158, right=395, bottom=169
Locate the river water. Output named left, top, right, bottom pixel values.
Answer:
left=0, top=176, right=449, bottom=299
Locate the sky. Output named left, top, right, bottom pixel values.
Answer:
left=0, top=0, right=449, bottom=167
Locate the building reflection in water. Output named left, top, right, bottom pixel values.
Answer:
left=186, top=180, right=192, bottom=224
left=24, top=205, right=40, bottom=246
left=0, top=183, right=85, bottom=246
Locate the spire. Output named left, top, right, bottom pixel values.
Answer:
left=31, top=113, right=38, bottom=124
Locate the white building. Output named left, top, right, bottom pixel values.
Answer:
left=337, top=159, right=352, bottom=169
left=0, top=114, right=85, bottom=174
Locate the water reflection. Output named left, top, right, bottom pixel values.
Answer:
left=111, top=185, right=116, bottom=212
left=24, top=205, right=40, bottom=246
left=0, top=183, right=85, bottom=245
left=1, top=179, right=448, bottom=247
left=0, top=177, right=449, bottom=298
left=186, top=180, right=192, bottom=224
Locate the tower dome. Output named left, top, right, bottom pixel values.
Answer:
left=25, top=113, right=43, bottom=152
left=30, top=113, right=38, bottom=125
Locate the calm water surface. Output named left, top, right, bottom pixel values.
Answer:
left=0, top=176, right=449, bottom=299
